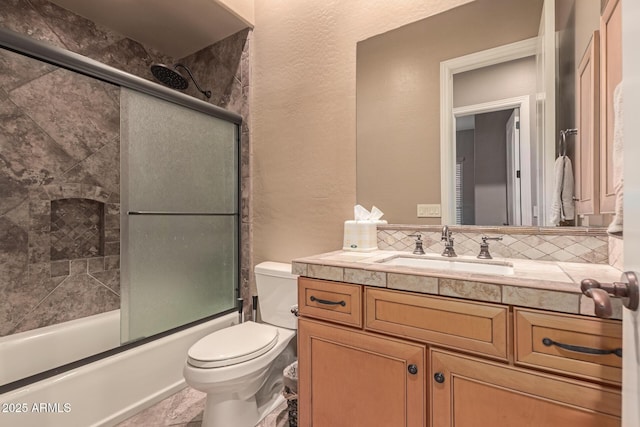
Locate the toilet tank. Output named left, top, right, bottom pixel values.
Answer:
left=255, top=262, right=298, bottom=330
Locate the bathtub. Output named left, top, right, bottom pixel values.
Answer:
left=0, top=310, right=121, bottom=385
left=0, top=311, right=236, bottom=427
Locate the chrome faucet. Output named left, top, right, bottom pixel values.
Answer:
left=441, top=226, right=456, bottom=257
left=409, top=234, right=425, bottom=255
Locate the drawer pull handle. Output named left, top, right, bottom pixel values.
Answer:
left=542, top=337, right=622, bottom=358
left=408, top=364, right=418, bottom=375
left=310, top=296, right=346, bottom=306
left=434, top=372, right=445, bottom=383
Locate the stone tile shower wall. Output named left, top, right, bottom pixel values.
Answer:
left=1, top=0, right=252, bottom=335
left=378, top=226, right=609, bottom=264
left=0, top=52, right=121, bottom=335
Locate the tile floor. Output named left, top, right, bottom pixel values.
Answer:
left=115, top=386, right=290, bottom=427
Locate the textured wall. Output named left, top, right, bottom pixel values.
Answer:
left=251, top=0, right=474, bottom=266
left=0, top=0, right=251, bottom=335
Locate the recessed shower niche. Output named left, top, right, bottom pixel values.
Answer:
left=5, top=184, right=122, bottom=336
left=50, top=198, right=105, bottom=261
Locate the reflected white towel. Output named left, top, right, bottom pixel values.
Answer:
left=608, top=82, right=623, bottom=235
left=550, top=156, right=575, bottom=225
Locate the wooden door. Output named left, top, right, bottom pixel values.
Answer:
left=298, top=318, right=426, bottom=427
left=430, top=349, right=621, bottom=427
left=599, top=0, right=622, bottom=213
left=575, top=31, right=600, bottom=215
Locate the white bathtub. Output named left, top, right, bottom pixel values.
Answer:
left=0, top=311, right=236, bottom=427
left=0, top=310, right=121, bottom=385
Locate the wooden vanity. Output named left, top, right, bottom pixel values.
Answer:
left=293, top=252, right=623, bottom=427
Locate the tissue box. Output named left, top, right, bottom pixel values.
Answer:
left=342, top=220, right=378, bottom=252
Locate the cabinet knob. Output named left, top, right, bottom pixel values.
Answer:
left=407, top=364, right=418, bottom=375
left=434, top=372, right=445, bottom=383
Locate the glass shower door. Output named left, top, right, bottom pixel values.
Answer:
left=120, top=88, right=238, bottom=342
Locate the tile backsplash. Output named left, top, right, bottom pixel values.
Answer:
left=377, top=225, right=610, bottom=264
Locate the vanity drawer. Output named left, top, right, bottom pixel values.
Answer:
left=298, top=278, right=362, bottom=327
left=514, top=308, right=622, bottom=385
left=365, top=288, right=508, bottom=360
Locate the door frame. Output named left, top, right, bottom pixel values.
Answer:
left=440, top=37, right=538, bottom=225
left=453, top=97, right=531, bottom=226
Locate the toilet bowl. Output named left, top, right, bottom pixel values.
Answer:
left=183, top=262, right=298, bottom=427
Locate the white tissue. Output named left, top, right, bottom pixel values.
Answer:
left=370, top=206, right=384, bottom=221
left=353, top=205, right=385, bottom=222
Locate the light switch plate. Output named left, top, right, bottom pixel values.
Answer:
left=417, top=204, right=441, bottom=218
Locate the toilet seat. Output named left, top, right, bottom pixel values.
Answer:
left=187, top=322, right=279, bottom=368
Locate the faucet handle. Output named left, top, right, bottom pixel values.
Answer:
left=477, top=236, right=501, bottom=260
left=408, top=234, right=425, bottom=255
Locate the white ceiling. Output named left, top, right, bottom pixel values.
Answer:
left=49, top=0, right=252, bottom=58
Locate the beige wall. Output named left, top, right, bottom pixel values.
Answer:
left=251, top=0, right=473, bottom=264
left=356, top=0, right=543, bottom=225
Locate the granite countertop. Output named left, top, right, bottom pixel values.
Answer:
left=292, top=250, right=624, bottom=320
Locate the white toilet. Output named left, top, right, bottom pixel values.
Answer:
left=183, top=262, right=298, bottom=427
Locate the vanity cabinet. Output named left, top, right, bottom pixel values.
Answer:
left=297, top=278, right=622, bottom=426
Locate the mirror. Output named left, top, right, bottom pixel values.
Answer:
left=356, top=0, right=607, bottom=227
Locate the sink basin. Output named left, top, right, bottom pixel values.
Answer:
left=379, top=255, right=514, bottom=275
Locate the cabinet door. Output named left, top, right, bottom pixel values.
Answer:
left=431, top=349, right=621, bottom=427
left=298, top=318, right=426, bottom=427
left=599, top=0, right=622, bottom=213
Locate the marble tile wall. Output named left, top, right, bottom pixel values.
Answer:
left=0, top=46, right=121, bottom=335
left=0, top=0, right=252, bottom=336
left=377, top=226, right=609, bottom=264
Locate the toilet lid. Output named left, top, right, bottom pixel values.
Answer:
left=187, top=322, right=279, bottom=368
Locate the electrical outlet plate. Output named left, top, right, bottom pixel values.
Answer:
left=417, top=204, right=441, bottom=218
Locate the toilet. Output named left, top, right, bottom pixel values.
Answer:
left=183, top=262, right=298, bottom=427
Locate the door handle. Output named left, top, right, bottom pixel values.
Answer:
left=581, top=271, right=639, bottom=318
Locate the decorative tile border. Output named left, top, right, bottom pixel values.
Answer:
left=291, top=261, right=620, bottom=320
left=377, top=225, right=609, bottom=264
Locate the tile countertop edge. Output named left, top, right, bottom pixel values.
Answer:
left=291, top=250, right=624, bottom=320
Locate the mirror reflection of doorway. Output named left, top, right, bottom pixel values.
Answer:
left=455, top=108, right=523, bottom=226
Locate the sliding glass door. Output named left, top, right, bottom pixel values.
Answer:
left=120, top=88, right=238, bottom=342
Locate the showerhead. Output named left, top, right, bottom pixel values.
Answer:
left=150, top=63, right=211, bottom=99
left=151, top=64, right=189, bottom=90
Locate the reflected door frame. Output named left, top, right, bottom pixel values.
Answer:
left=440, top=37, right=539, bottom=225
left=453, top=96, right=531, bottom=225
